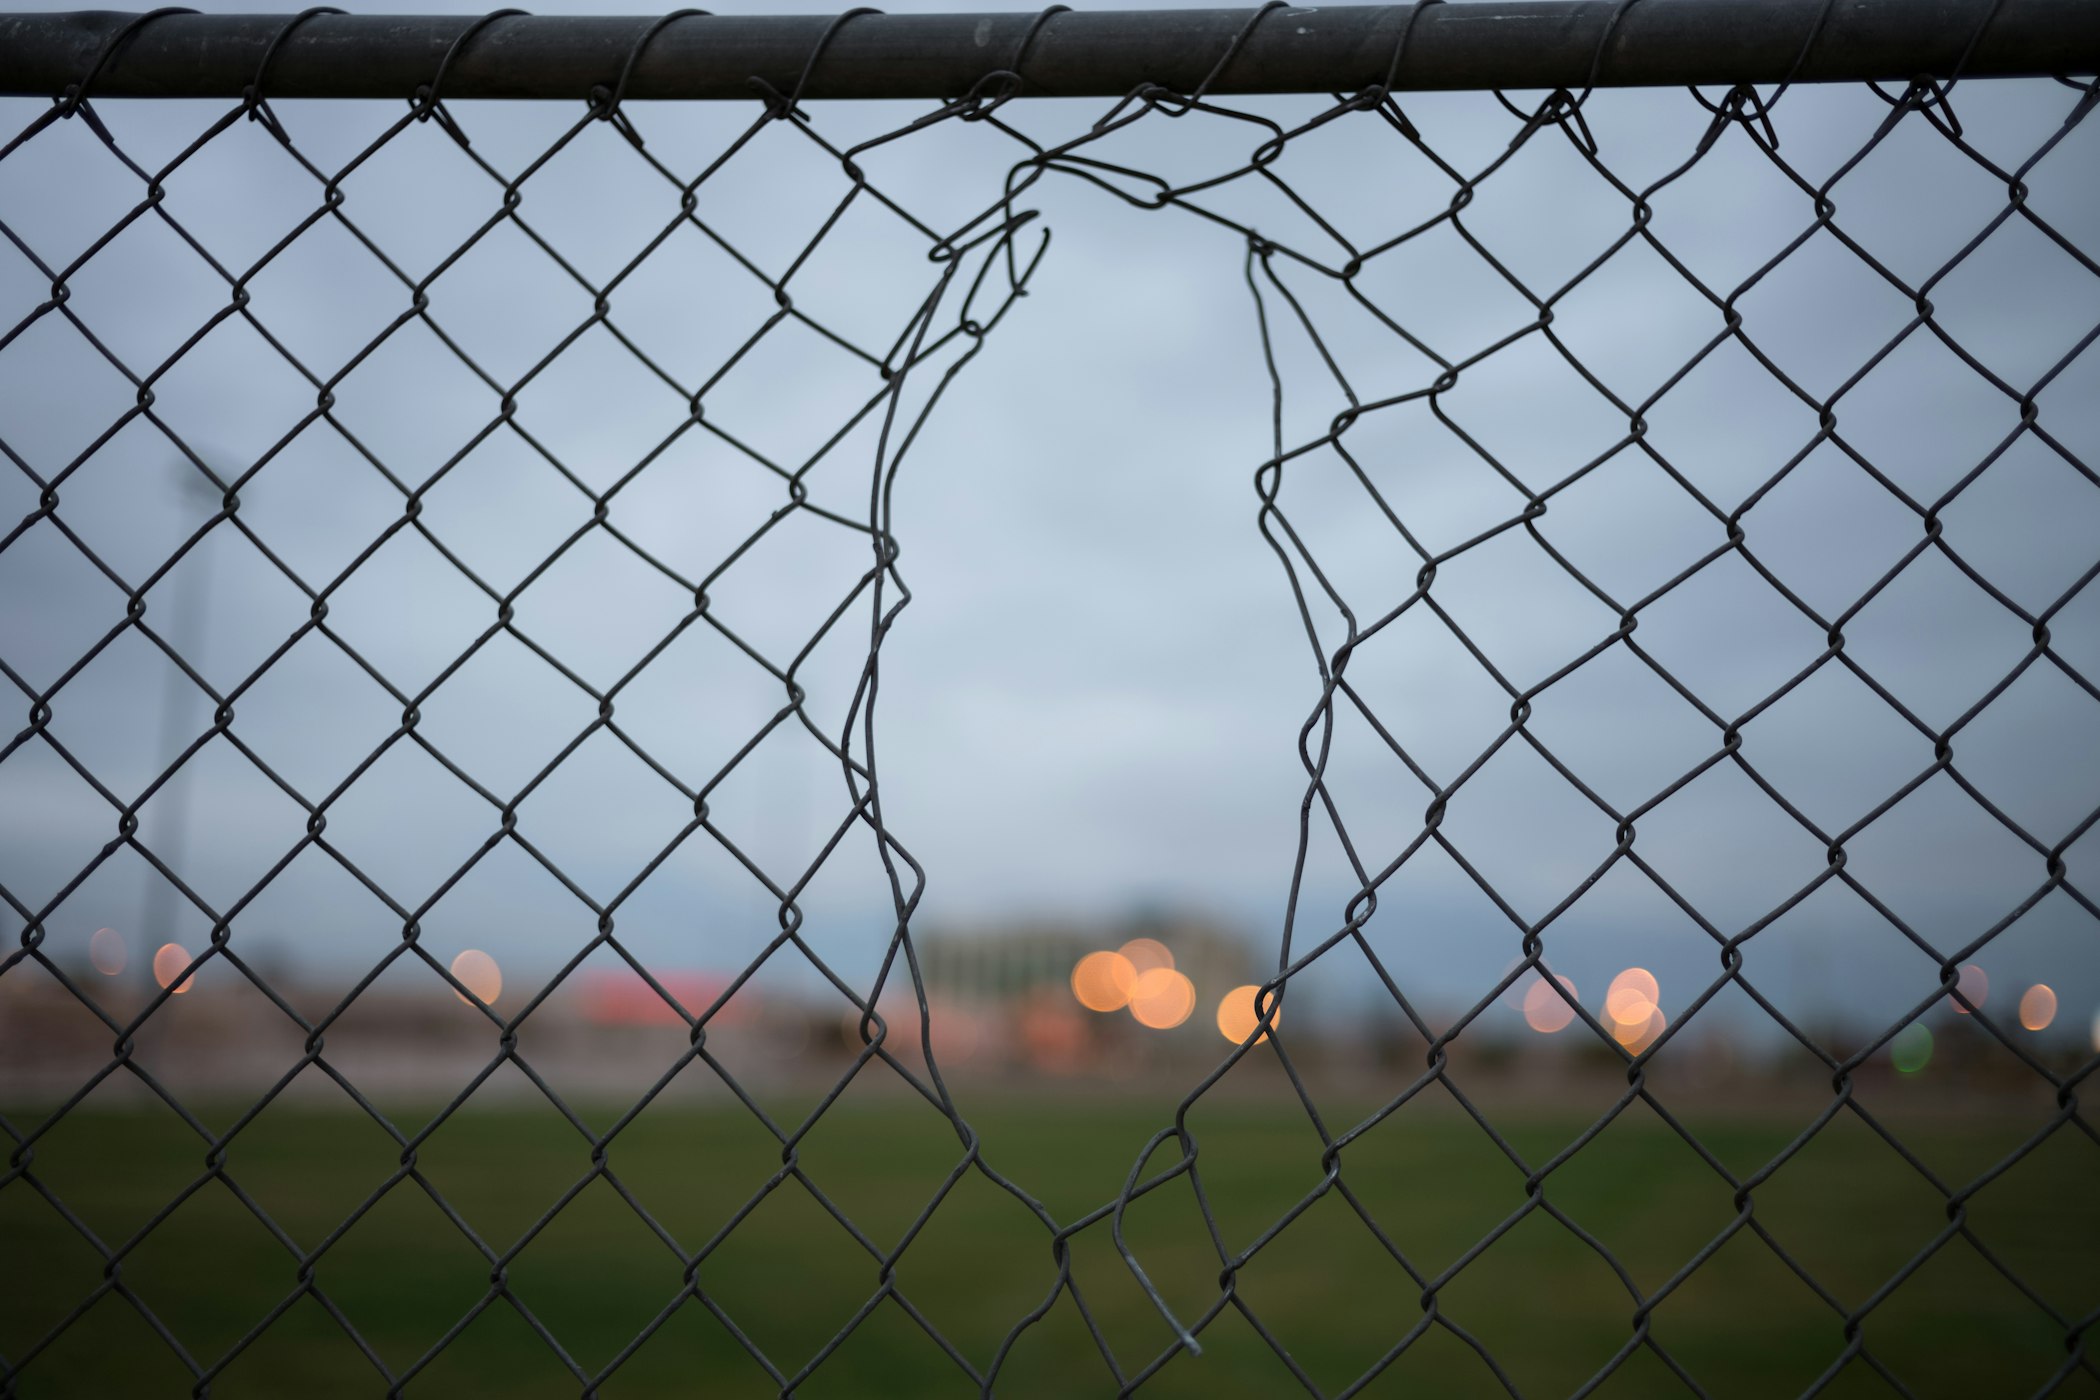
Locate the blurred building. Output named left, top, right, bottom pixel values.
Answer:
left=918, top=913, right=1258, bottom=1013
left=905, top=913, right=1265, bottom=1074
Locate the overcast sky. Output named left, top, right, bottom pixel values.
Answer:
left=2, top=1, right=2096, bottom=1049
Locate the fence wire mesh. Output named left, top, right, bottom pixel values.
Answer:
left=2, top=3, right=2098, bottom=1397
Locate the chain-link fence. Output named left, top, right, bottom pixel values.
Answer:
left=2, top=3, right=2098, bottom=1396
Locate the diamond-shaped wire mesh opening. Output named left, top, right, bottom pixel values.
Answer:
left=691, top=1174, right=900, bottom=1374
left=27, top=424, right=216, bottom=587
left=202, top=1292, right=386, bottom=1400
left=3, top=30, right=2096, bottom=1399
left=316, top=525, right=493, bottom=696
left=57, top=209, right=234, bottom=377
left=1930, top=218, right=2100, bottom=391
left=1868, top=1232, right=2081, bottom=1395
left=395, top=1291, right=586, bottom=1395
left=117, top=1172, right=314, bottom=1369
left=597, top=1296, right=787, bottom=1396
left=6, top=1287, right=204, bottom=1397
left=0, top=329, right=141, bottom=482
left=0, top=1180, right=110, bottom=1367
left=326, top=320, right=503, bottom=491
left=1943, top=434, right=2100, bottom=614
left=313, top=1175, right=501, bottom=1373
left=1644, top=1223, right=1848, bottom=1398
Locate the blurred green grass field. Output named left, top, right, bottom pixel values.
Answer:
left=3, top=1093, right=2094, bottom=1398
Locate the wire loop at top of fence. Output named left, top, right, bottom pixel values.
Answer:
left=1, top=0, right=2097, bottom=103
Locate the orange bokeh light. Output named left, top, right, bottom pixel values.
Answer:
left=1129, top=967, right=1196, bottom=1030
left=1215, top=985, right=1279, bottom=1044
left=2018, top=983, right=2057, bottom=1032
left=89, top=926, right=126, bottom=977
left=1523, top=975, right=1577, bottom=1033
left=1118, top=938, right=1175, bottom=976
left=1605, top=968, right=1659, bottom=1027
left=1612, top=1007, right=1666, bottom=1052
left=151, top=942, right=194, bottom=994
left=452, top=949, right=502, bottom=1007
left=1950, top=963, right=1987, bottom=1014
left=1072, top=951, right=1138, bottom=1013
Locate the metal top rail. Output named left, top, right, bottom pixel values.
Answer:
left=1, top=1, right=2096, bottom=103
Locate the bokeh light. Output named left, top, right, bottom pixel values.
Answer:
left=1891, top=1023, right=1933, bottom=1074
left=1128, top=967, right=1195, bottom=1029
left=1612, top=1008, right=1666, bottom=1053
left=2017, top=984, right=2056, bottom=1033
left=1949, top=963, right=1987, bottom=1014
left=1605, top=968, right=1659, bottom=1027
left=1118, top=938, right=1174, bottom=976
left=88, top=926, right=126, bottom=976
left=1522, top=975, right=1577, bottom=1034
left=2092, top=1010, right=2100, bottom=1056
left=1071, top=951, right=1137, bottom=1013
left=151, top=942, right=193, bottom=994
left=1215, top=984, right=1278, bottom=1044
left=451, top=949, right=502, bottom=1007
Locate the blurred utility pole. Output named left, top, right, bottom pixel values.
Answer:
left=135, top=458, right=224, bottom=985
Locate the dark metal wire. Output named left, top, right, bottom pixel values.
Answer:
left=1, top=3, right=2096, bottom=1396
